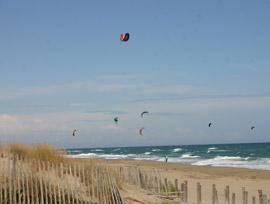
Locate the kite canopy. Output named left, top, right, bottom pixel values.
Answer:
left=141, top=111, right=149, bottom=118
left=251, top=126, right=255, bottom=130
left=120, top=33, right=129, bottom=42
left=208, top=123, right=212, bottom=127
left=114, top=117, right=118, bottom=125
left=72, top=129, right=76, bottom=136
left=139, top=127, right=145, bottom=135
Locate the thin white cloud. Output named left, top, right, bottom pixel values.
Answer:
left=98, top=74, right=139, bottom=80
left=99, top=124, right=124, bottom=133
left=0, top=114, right=27, bottom=134
left=70, top=102, right=95, bottom=107
left=139, top=85, right=202, bottom=95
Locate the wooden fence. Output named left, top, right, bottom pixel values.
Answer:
left=0, top=153, right=125, bottom=204
left=111, top=166, right=270, bottom=204
left=111, top=166, right=184, bottom=202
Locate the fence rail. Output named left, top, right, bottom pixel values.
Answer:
left=0, top=153, right=125, bottom=204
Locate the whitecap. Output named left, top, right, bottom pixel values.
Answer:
left=208, top=147, right=218, bottom=150
left=172, top=148, right=182, bottom=152
left=94, top=149, right=104, bottom=152
left=181, top=153, right=200, bottom=159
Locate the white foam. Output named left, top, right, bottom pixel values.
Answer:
left=94, top=149, right=104, bottom=152
left=152, top=149, right=162, bottom=152
left=192, top=156, right=270, bottom=170
left=172, top=148, right=182, bottom=152
left=181, top=153, right=200, bottom=159
left=144, top=152, right=151, bottom=155
left=207, top=149, right=229, bottom=153
left=68, top=153, right=98, bottom=158
left=208, top=147, right=218, bottom=150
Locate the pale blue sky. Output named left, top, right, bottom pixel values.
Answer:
left=0, top=0, right=270, bottom=148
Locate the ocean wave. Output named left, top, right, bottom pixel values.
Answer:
left=172, top=148, right=182, bottom=152
left=69, top=150, right=82, bottom=153
left=68, top=153, right=97, bottom=158
left=207, top=149, right=229, bottom=153
left=152, top=149, right=162, bottom=152
left=144, top=152, right=151, bottom=155
left=193, top=157, right=270, bottom=170
left=94, top=149, right=104, bottom=152
left=181, top=153, right=200, bottom=159
left=208, top=147, right=218, bottom=150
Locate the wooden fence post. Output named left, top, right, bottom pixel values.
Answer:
left=197, top=182, right=201, bottom=204
left=174, top=179, right=178, bottom=196
left=60, top=163, right=65, bottom=204
left=56, top=163, right=61, bottom=204
left=17, top=158, right=21, bottom=204
left=91, top=167, right=95, bottom=204
left=51, top=163, right=57, bottom=204
left=65, top=164, right=70, bottom=204
left=4, top=158, right=7, bottom=204
left=78, top=164, right=82, bottom=204
left=74, top=163, right=78, bottom=204
left=42, top=162, right=48, bottom=204
left=0, top=157, right=2, bottom=203
left=232, top=193, right=236, bottom=204
left=212, top=184, right=216, bottom=204
left=252, top=196, right=256, bottom=204
left=164, top=178, right=168, bottom=196
left=184, top=180, right=188, bottom=202
left=258, top=190, right=263, bottom=204
left=38, top=160, right=44, bottom=204
left=30, top=169, right=34, bottom=204
left=69, top=164, right=74, bottom=204
left=154, top=176, right=158, bottom=193
left=181, top=183, right=185, bottom=202
left=33, top=159, right=39, bottom=204
left=86, top=168, right=91, bottom=203
left=224, top=186, right=230, bottom=204
left=168, top=181, right=172, bottom=195
left=47, top=162, right=52, bottom=204
left=25, top=158, right=30, bottom=204
left=21, top=160, right=25, bottom=204
left=8, top=153, right=12, bottom=204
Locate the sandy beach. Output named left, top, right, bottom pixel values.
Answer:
left=104, top=159, right=270, bottom=204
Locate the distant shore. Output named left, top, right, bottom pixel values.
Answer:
left=104, top=159, right=270, bottom=204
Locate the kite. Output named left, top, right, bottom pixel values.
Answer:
left=120, top=33, right=129, bottom=42
left=208, top=123, right=212, bottom=127
left=139, top=127, right=145, bottom=135
left=251, top=126, right=255, bottom=130
left=141, top=111, right=149, bottom=118
left=72, top=130, right=76, bottom=136
left=114, top=117, right=118, bottom=125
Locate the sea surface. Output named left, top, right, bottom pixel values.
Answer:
left=67, top=143, right=270, bottom=170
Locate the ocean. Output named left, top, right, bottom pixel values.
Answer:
left=67, top=143, right=270, bottom=170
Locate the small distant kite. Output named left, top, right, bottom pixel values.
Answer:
left=251, top=126, right=255, bottom=130
left=139, top=127, right=145, bottom=135
left=114, top=117, right=118, bottom=125
left=208, top=123, right=212, bottom=127
left=72, top=130, right=76, bottom=136
left=120, top=33, right=129, bottom=42
left=141, top=111, right=149, bottom=118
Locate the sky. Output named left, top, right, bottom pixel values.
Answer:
left=0, top=0, right=270, bottom=148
